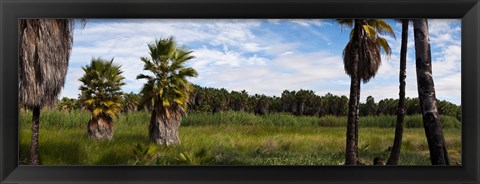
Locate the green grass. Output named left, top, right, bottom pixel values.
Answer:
left=19, top=110, right=461, bottom=165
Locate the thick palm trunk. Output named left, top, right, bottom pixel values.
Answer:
left=87, top=116, right=113, bottom=140
left=29, top=106, right=40, bottom=165
left=413, top=19, right=450, bottom=165
left=387, top=19, right=408, bottom=165
left=149, top=103, right=180, bottom=145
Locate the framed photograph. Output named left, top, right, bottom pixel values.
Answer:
left=1, top=0, right=479, bottom=183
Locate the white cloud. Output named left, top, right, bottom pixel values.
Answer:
left=193, top=51, right=347, bottom=96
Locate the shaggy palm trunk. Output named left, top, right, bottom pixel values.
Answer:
left=149, top=102, right=181, bottom=145
left=29, top=106, right=40, bottom=165
left=413, top=19, right=450, bottom=165
left=19, top=20, right=74, bottom=165
left=387, top=19, right=408, bottom=165
left=345, top=20, right=364, bottom=165
left=87, top=116, right=113, bottom=140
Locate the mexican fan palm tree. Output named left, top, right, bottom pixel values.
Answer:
left=413, top=19, right=450, bottom=165
left=123, top=92, right=141, bottom=113
left=137, top=37, right=198, bottom=145
left=387, top=19, right=409, bottom=165
left=19, top=19, right=76, bottom=165
left=79, top=58, right=125, bottom=140
left=57, top=97, right=80, bottom=112
left=337, top=19, right=395, bottom=165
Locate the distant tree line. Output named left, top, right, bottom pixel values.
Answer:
left=54, top=85, right=461, bottom=121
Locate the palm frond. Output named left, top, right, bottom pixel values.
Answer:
left=377, top=37, right=392, bottom=56
left=367, top=19, right=396, bottom=39
left=362, top=24, right=378, bottom=40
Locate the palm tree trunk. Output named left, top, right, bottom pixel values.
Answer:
left=413, top=19, right=450, bottom=165
left=29, top=105, right=40, bottom=165
left=387, top=19, right=408, bottom=165
left=355, top=78, right=361, bottom=163
left=345, top=20, right=363, bottom=165
left=346, top=74, right=360, bottom=165
left=149, top=102, right=180, bottom=145
left=87, top=116, right=113, bottom=140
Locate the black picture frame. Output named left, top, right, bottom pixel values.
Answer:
left=1, top=0, right=479, bottom=183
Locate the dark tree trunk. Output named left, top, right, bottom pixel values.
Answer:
left=413, top=19, right=450, bottom=165
left=345, top=20, right=364, bottom=165
left=298, top=102, right=305, bottom=115
left=255, top=101, right=268, bottom=115
left=387, top=19, right=408, bottom=165
left=291, top=101, right=298, bottom=115
left=346, top=74, right=360, bottom=165
left=149, top=103, right=180, bottom=145
left=354, top=78, right=361, bottom=163
left=29, top=105, right=40, bottom=165
left=87, top=116, right=113, bottom=140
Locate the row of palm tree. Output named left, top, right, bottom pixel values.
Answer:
left=55, top=87, right=460, bottom=119
left=19, top=19, right=451, bottom=165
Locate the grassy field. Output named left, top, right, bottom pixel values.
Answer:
left=19, top=110, right=461, bottom=165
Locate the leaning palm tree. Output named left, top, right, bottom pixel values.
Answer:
left=79, top=58, right=125, bottom=140
left=337, top=19, right=395, bottom=165
left=19, top=19, right=77, bottom=165
left=413, top=19, right=450, bottom=165
left=387, top=19, right=409, bottom=165
left=137, top=37, right=198, bottom=145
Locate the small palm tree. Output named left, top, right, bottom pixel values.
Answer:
left=337, top=19, right=395, bottom=165
left=137, top=36, right=198, bottom=145
left=79, top=58, right=125, bottom=140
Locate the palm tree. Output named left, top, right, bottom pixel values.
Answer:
left=19, top=19, right=77, bottom=165
left=387, top=19, right=409, bottom=165
left=123, top=92, right=141, bottom=113
left=137, top=37, right=198, bottom=145
left=412, top=19, right=450, bottom=165
left=79, top=58, right=125, bottom=140
left=337, top=19, right=395, bottom=165
left=57, top=97, right=80, bottom=112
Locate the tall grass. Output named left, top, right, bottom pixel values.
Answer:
left=18, top=110, right=462, bottom=165
left=20, top=110, right=461, bottom=129
left=182, top=111, right=461, bottom=128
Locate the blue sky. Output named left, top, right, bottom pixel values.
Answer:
left=62, top=19, right=461, bottom=105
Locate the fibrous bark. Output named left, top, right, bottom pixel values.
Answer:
left=87, top=117, right=113, bottom=140
left=149, top=103, right=181, bottom=145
